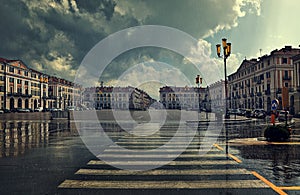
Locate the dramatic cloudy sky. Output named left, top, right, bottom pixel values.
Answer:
left=1, top=0, right=299, bottom=98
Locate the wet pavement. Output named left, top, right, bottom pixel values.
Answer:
left=0, top=111, right=300, bottom=194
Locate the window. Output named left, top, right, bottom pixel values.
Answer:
left=282, top=58, right=288, bottom=64
left=9, top=67, right=14, bottom=73
left=267, top=60, right=270, bottom=65
left=18, top=69, right=21, bottom=74
left=25, top=81, right=28, bottom=85
left=260, top=74, right=264, bottom=80
left=0, top=86, right=4, bottom=92
left=25, top=71, right=28, bottom=76
left=0, top=76, right=4, bottom=81
left=1, top=65, right=4, bottom=70
left=9, top=78, right=14, bottom=83
left=17, top=79, right=21, bottom=84
left=285, top=83, right=289, bottom=87
left=266, top=72, right=271, bottom=78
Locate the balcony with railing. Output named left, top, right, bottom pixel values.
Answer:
left=7, top=92, right=32, bottom=98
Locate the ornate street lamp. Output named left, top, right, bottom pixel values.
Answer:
left=216, top=38, right=231, bottom=119
left=216, top=38, right=231, bottom=157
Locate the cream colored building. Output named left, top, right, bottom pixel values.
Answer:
left=228, top=46, right=300, bottom=113
left=159, top=86, right=207, bottom=110
left=83, top=86, right=153, bottom=110
left=48, top=76, right=82, bottom=110
left=208, top=80, right=225, bottom=110
left=0, top=58, right=48, bottom=110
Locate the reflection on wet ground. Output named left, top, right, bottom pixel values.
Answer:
left=0, top=120, right=79, bottom=157
left=227, top=119, right=300, bottom=188
left=0, top=112, right=300, bottom=194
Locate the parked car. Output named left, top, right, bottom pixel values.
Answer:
left=251, top=109, right=266, bottom=119
left=228, top=109, right=242, bottom=115
left=244, top=109, right=252, bottom=118
left=17, top=108, right=30, bottom=113
left=3, top=109, right=10, bottom=113
left=238, top=109, right=247, bottom=116
left=66, top=106, right=75, bottom=111
left=10, top=108, right=19, bottom=112
left=34, top=107, right=43, bottom=112
left=27, top=108, right=34, bottom=112
left=43, top=108, right=51, bottom=112
left=49, top=108, right=58, bottom=112
left=278, top=110, right=293, bottom=122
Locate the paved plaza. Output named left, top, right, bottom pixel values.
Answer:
left=1, top=112, right=300, bottom=194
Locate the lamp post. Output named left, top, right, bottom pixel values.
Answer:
left=216, top=38, right=231, bottom=119
left=216, top=38, right=231, bottom=157
left=196, top=75, right=202, bottom=114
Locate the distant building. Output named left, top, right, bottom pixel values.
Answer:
left=228, top=46, right=300, bottom=113
left=159, top=86, right=208, bottom=110
left=48, top=76, right=82, bottom=110
left=209, top=80, right=225, bottom=109
left=83, top=86, right=154, bottom=110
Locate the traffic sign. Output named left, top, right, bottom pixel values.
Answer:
left=271, top=99, right=278, bottom=110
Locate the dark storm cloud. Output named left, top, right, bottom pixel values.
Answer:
left=0, top=0, right=260, bottom=81
left=75, top=0, right=116, bottom=19
left=0, top=1, right=31, bottom=56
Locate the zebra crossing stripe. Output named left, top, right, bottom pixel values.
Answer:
left=75, top=168, right=252, bottom=176
left=97, top=153, right=228, bottom=158
left=58, top=179, right=269, bottom=189
left=102, top=148, right=218, bottom=153
left=87, top=160, right=237, bottom=166
left=114, top=141, right=215, bottom=145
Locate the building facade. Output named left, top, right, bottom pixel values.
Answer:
left=159, top=86, right=208, bottom=110
left=0, top=57, right=82, bottom=111
left=208, top=80, right=225, bottom=110
left=83, top=86, right=154, bottom=110
left=292, top=54, right=300, bottom=115
left=228, top=46, right=300, bottom=114
left=0, top=58, right=49, bottom=110
left=48, top=76, right=82, bottom=110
